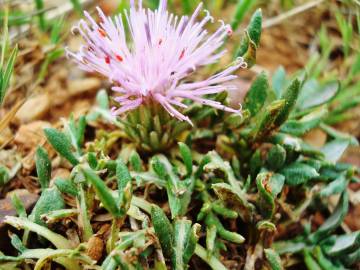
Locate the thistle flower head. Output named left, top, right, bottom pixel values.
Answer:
left=67, top=0, right=246, bottom=125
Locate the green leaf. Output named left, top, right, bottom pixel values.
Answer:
left=172, top=218, right=192, bottom=269
left=231, top=0, right=255, bottom=31
left=272, top=66, right=287, bottom=98
left=313, top=246, right=340, bottom=270
left=54, top=178, right=78, bottom=197
left=178, top=142, right=192, bottom=175
left=342, top=248, right=360, bottom=267
left=324, top=231, right=360, bottom=257
left=50, top=16, right=64, bottom=44
left=0, top=166, right=10, bottom=186
left=129, top=151, right=142, bottom=172
left=280, top=162, right=319, bottom=186
left=34, top=0, right=46, bottom=31
left=151, top=205, right=174, bottom=258
left=44, top=128, right=79, bottom=166
left=321, top=139, right=350, bottom=163
left=205, top=212, right=245, bottom=244
left=309, top=191, right=349, bottom=243
left=183, top=223, right=200, bottom=265
left=273, top=240, right=306, bottom=255
left=256, top=173, right=284, bottom=219
left=320, top=174, right=347, bottom=197
left=303, top=249, right=322, bottom=270
left=70, top=0, right=83, bottom=15
left=212, top=183, right=252, bottom=222
left=298, top=80, right=340, bottom=110
left=116, top=160, right=132, bottom=192
left=264, top=249, right=283, bottom=270
left=10, top=193, right=27, bottom=218
left=274, top=78, right=300, bottom=126
left=206, top=225, right=217, bottom=257
left=82, top=168, right=121, bottom=217
left=10, top=234, right=27, bottom=253
left=246, top=8, right=262, bottom=46
left=266, top=144, right=286, bottom=171
left=243, top=72, right=269, bottom=116
left=280, top=106, right=328, bottom=136
left=251, top=99, right=286, bottom=142
left=30, top=187, right=65, bottom=226
left=35, top=147, right=51, bottom=190
left=0, top=45, right=18, bottom=105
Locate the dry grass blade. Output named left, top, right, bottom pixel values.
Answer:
left=0, top=98, right=25, bottom=134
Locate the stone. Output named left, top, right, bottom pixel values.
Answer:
left=15, top=94, right=51, bottom=123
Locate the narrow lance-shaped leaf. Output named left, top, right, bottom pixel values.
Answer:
left=172, top=218, right=192, bottom=270
left=280, top=162, right=319, bottom=186
left=44, top=128, right=79, bottom=166
left=324, top=231, right=360, bottom=257
left=309, top=191, right=349, bottom=243
left=251, top=99, right=286, bottom=142
left=235, top=8, right=262, bottom=64
left=54, top=178, right=78, bottom=197
left=0, top=45, right=18, bottom=105
left=231, top=0, right=255, bottom=31
left=116, top=160, right=132, bottom=192
left=34, top=0, right=46, bottom=31
left=82, top=167, right=121, bottom=217
left=274, top=78, right=300, bottom=126
left=10, top=194, right=27, bottom=218
left=264, top=249, right=283, bottom=270
left=178, top=142, right=192, bottom=175
left=35, top=147, right=51, bottom=191
left=243, top=72, right=269, bottom=116
left=151, top=205, right=174, bottom=258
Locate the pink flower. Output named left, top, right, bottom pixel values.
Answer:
left=67, top=0, right=246, bottom=125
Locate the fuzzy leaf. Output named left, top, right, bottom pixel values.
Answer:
left=129, top=151, right=142, bottom=171
left=54, top=178, right=78, bottom=197
left=44, top=128, right=79, bottom=166
left=280, top=162, right=319, bottom=186
left=235, top=8, right=262, bottom=57
left=252, top=99, right=286, bottom=141
left=116, top=160, right=132, bottom=192
left=30, top=187, right=65, bottom=226
left=178, top=142, right=192, bottom=175
left=151, top=205, right=174, bottom=258
left=243, top=72, right=269, bottom=116
left=264, top=249, right=283, bottom=270
left=274, top=78, right=300, bottom=126
left=35, top=147, right=51, bottom=191
left=266, top=144, right=286, bottom=171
